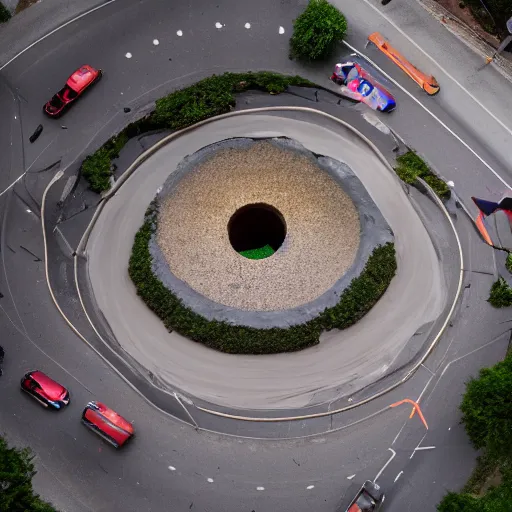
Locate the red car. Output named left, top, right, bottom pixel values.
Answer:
left=82, top=401, right=134, bottom=448
left=43, top=65, right=102, bottom=117
left=20, top=370, right=70, bottom=409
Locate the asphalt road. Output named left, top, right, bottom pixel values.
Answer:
left=0, top=0, right=511, bottom=511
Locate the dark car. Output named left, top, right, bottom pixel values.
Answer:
left=345, top=481, right=385, bottom=512
left=81, top=401, right=134, bottom=448
left=43, top=65, right=102, bottom=118
left=20, top=370, right=70, bottom=409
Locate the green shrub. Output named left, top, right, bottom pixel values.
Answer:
left=81, top=132, right=128, bottom=193
left=289, top=0, right=347, bottom=61
left=506, top=253, right=512, bottom=274
left=81, top=72, right=314, bottom=192
left=488, top=276, right=512, bottom=308
left=0, top=3, right=11, bottom=22
left=437, top=492, right=478, bottom=512
left=460, top=355, right=512, bottom=456
left=395, top=151, right=451, bottom=199
left=128, top=206, right=396, bottom=355
left=0, top=436, right=58, bottom=511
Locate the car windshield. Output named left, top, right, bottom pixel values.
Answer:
left=59, top=86, right=78, bottom=101
left=49, top=94, right=64, bottom=108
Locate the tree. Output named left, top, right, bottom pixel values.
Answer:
left=0, top=436, right=57, bottom=512
left=289, top=0, right=347, bottom=61
left=460, top=355, right=512, bottom=457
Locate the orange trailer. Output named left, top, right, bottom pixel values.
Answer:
left=368, top=32, right=440, bottom=96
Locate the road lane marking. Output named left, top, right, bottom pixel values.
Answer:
left=359, top=0, right=512, bottom=137
left=347, top=474, right=356, bottom=480
left=374, top=448, right=396, bottom=482
left=415, top=446, right=436, bottom=451
left=394, top=471, right=403, bottom=483
left=0, top=0, right=117, bottom=71
left=256, top=486, right=265, bottom=491
left=343, top=40, right=512, bottom=190
left=307, top=485, right=315, bottom=489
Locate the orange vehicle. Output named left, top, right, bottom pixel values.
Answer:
left=368, top=32, right=440, bottom=96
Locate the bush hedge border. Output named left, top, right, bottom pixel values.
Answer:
left=394, top=150, right=451, bottom=199
left=81, top=72, right=315, bottom=193
left=128, top=203, right=397, bottom=355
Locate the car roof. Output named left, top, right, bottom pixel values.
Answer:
left=29, top=371, right=66, bottom=398
left=66, top=65, right=95, bottom=91
left=88, top=401, right=134, bottom=434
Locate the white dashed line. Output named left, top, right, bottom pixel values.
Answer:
left=347, top=474, right=356, bottom=480
left=306, top=485, right=315, bottom=490
left=215, top=22, right=223, bottom=29
left=125, top=52, right=132, bottom=59
left=153, top=39, right=160, bottom=46
left=279, top=26, right=285, bottom=34
left=207, top=477, right=214, bottom=483
left=394, top=471, right=403, bottom=483
left=168, top=466, right=176, bottom=471
left=256, top=486, right=265, bottom=491
left=177, top=30, right=183, bottom=37
left=244, top=22, right=251, bottom=29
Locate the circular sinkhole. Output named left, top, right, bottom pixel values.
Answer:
left=228, top=203, right=287, bottom=260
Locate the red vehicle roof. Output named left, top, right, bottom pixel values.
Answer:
left=84, top=402, right=134, bottom=446
left=29, top=371, right=67, bottom=401
left=66, top=65, right=97, bottom=93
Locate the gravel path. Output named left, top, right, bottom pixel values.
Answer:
left=156, top=140, right=360, bottom=311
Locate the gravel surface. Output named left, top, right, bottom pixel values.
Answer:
left=156, top=139, right=360, bottom=311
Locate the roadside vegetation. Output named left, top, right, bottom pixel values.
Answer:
left=0, top=2, right=11, bottom=22
left=0, top=436, right=57, bottom=511
left=437, top=353, right=512, bottom=511
left=506, top=253, right=512, bottom=273
left=289, top=0, right=347, bottom=61
left=394, top=151, right=451, bottom=199
left=463, top=0, right=512, bottom=37
left=128, top=204, right=397, bottom=355
left=80, top=72, right=314, bottom=193
left=488, top=276, right=512, bottom=308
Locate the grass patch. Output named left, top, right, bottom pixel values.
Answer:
left=289, top=0, right=348, bottom=61
left=239, top=245, right=275, bottom=260
left=488, top=276, right=512, bottom=308
left=0, top=2, right=11, bottom=22
left=395, top=151, right=451, bottom=199
left=80, top=72, right=315, bottom=193
left=128, top=205, right=397, bottom=355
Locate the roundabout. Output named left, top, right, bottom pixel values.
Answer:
left=83, top=108, right=447, bottom=410
left=1, top=0, right=511, bottom=510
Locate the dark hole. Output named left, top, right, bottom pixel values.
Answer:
left=228, top=203, right=286, bottom=258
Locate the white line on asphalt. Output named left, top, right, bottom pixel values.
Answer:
left=394, top=471, right=403, bottom=483
left=306, top=485, right=315, bottom=490
left=392, top=423, right=407, bottom=446
left=415, top=446, right=436, bottom=451
left=0, top=0, right=117, bottom=71
left=347, top=474, right=356, bottom=480
left=359, top=0, right=512, bottom=137
left=343, top=40, right=512, bottom=190
left=374, top=448, right=396, bottom=483
left=0, top=136, right=56, bottom=199
left=256, top=486, right=265, bottom=491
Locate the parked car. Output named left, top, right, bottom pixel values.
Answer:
left=330, top=61, right=396, bottom=113
left=344, top=481, right=385, bottom=512
left=43, top=65, right=102, bottom=117
left=81, top=401, right=134, bottom=448
left=20, top=370, right=70, bottom=409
